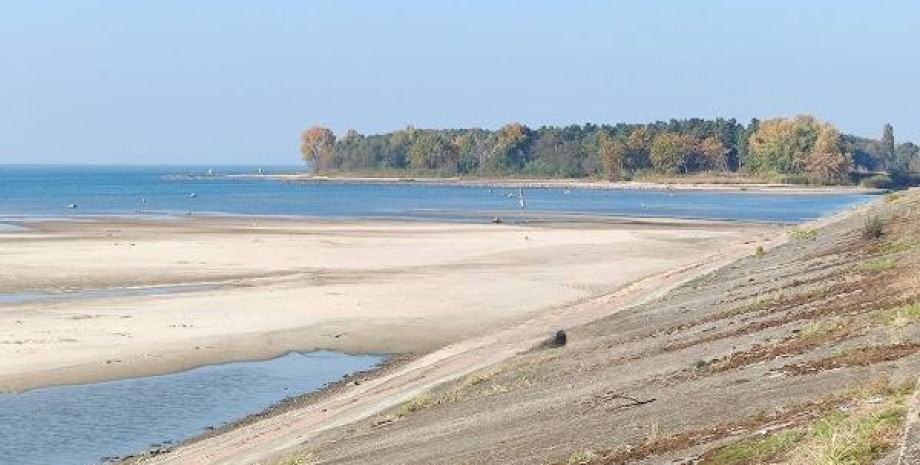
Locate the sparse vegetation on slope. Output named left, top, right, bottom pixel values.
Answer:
left=266, top=191, right=920, bottom=464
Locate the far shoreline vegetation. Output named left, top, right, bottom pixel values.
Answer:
left=299, top=115, right=920, bottom=189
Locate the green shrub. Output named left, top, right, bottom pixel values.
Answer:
left=862, top=214, right=884, bottom=240
left=860, top=174, right=893, bottom=189
left=771, top=173, right=813, bottom=185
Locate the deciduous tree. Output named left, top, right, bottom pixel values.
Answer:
left=598, top=132, right=625, bottom=180
left=805, top=127, right=850, bottom=182
left=650, top=133, right=696, bottom=174
left=300, top=126, right=337, bottom=172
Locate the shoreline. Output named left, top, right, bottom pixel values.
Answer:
left=116, top=352, right=416, bottom=463
left=225, top=173, right=886, bottom=194
left=126, top=192, right=884, bottom=465
left=128, top=233, right=777, bottom=465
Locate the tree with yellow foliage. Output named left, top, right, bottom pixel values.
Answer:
left=650, top=133, right=696, bottom=174
left=746, top=115, right=851, bottom=182
left=597, top=132, right=625, bottom=180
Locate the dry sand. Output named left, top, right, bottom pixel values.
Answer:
left=226, top=173, right=884, bottom=194
left=0, top=216, right=771, bottom=393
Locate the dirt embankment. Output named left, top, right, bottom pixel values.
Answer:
left=258, top=192, right=918, bottom=464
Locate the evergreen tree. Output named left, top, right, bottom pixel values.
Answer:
left=882, top=123, right=896, bottom=171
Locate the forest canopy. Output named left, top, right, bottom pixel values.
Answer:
left=299, top=116, right=918, bottom=185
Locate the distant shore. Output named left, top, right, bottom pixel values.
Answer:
left=224, top=173, right=886, bottom=194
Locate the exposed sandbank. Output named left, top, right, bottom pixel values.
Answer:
left=0, top=216, right=770, bottom=392
left=222, top=173, right=885, bottom=194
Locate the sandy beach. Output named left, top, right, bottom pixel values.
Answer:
left=0, top=215, right=771, bottom=392
left=223, top=173, right=886, bottom=194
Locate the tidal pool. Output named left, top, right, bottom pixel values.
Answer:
left=0, top=351, right=383, bottom=465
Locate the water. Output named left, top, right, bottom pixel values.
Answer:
left=0, top=283, right=221, bottom=306
left=0, top=351, right=383, bottom=465
left=0, top=165, right=874, bottom=223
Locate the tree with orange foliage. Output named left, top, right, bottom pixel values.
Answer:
left=697, top=136, right=727, bottom=171
left=300, top=126, right=337, bottom=172
left=805, top=127, right=850, bottom=183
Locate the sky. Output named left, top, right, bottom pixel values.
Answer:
left=1, top=0, right=918, bottom=165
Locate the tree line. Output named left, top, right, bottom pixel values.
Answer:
left=300, top=116, right=918, bottom=185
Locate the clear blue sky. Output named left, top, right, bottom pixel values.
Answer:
left=1, top=0, right=917, bottom=164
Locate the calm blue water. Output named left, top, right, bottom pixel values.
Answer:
left=0, top=165, right=874, bottom=223
left=0, top=351, right=382, bottom=465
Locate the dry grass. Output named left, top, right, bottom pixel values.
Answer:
left=549, top=397, right=840, bottom=465
left=706, top=324, right=857, bottom=375
left=699, top=430, right=802, bottom=465
left=698, top=383, right=911, bottom=465
left=783, top=388, right=910, bottom=464
left=565, top=450, right=600, bottom=464
left=395, top=393, right=433, bottom=417
left=782, top=343, right=920, bottom=376
left=857, top=257, right=897, bottom=272
left=388, top=364, right=535, bottom=419
left=273, top=449, right=318, bottom=465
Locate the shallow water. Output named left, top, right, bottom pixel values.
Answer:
left=0, top=222, right=28, bottom=232
left=0, top=351, right=383, bottom=465
left=0, top=283, right=221, bottom=306
left=0, top=165, right=874, bottom=223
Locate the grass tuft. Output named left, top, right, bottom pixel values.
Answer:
left=789, top=228, right=818, bottom=241
left=789, top=404, right=907, bottom=465
left=877, top=238, right=920, bottom=254
left=857, top=257, right=897, bottom=272
left=888, top=302, right=920, bottom=329
left=396, top=393, right=432, bottom=417
left=700, top=430, right=801, bottom=465
left=799, top=318, right=842, bottom=339
left=565, top=450, right=599, bottom=464
left=883, top=192, right=902, bottom=203
left=274, top=450, right=318, bottom=465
